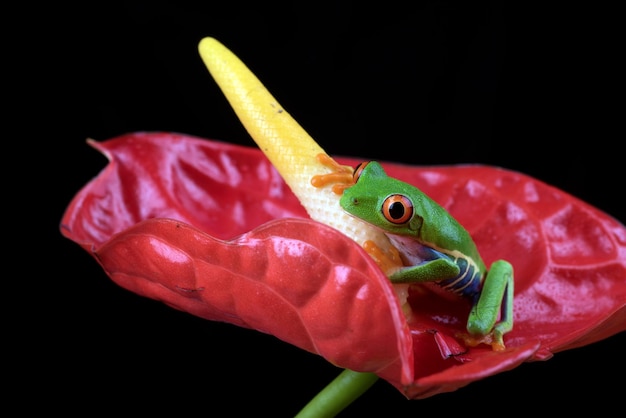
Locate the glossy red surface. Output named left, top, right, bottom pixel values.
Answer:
left=61, top=132, right=626, bottom=399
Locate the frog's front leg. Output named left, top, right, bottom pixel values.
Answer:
left=388, top=257, right=460, bottom=284
left=464, top=260, right=514, bottom=351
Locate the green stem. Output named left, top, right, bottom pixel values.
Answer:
left=295, top=369, right=379, bottom=418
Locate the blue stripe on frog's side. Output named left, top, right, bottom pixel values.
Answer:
left=422, top=247, right=483, bottom=298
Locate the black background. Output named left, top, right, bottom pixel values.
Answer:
left=21, top=1, right=624, bottom=416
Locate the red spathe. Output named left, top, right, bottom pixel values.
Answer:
left=61, top=132, right=626, bottom=399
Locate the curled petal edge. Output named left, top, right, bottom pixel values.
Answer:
left=90, top=216, right=415, bottom=384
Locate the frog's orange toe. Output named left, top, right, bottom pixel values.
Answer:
left=457, top=332, right=506, bottom=351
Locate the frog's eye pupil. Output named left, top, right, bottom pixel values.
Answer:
left=388, top=201, right=405, bottom=219
left=353, top=162, right=369, bottom=183
left=382, top=194, right=413, bottom=224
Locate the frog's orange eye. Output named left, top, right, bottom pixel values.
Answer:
left=352, top=162, right=370, bottom=183
left=382, top=194, right=413, bottom=224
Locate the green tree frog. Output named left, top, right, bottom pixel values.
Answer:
left=340, top=161, right=514, bottom=351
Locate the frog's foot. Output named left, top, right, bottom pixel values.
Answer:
left=310, top=153, right=355, bottom=195
left=456, top=330, right=506, bottom=352
left=361, top=240, right=411, bottom=319
left=362, top=239, right=404, bottom=276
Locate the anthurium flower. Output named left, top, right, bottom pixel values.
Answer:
left=61, top=38, right=626, bottom=416
left=61, top=131, right=626, bottom=401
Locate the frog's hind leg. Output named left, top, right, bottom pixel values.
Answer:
left=465, top=259, right=514, bottom=351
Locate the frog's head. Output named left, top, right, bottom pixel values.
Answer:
left=340, top=161, right=424, bottom=236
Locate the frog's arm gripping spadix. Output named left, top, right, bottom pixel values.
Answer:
left=197, top=37, right=397, bottom=259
